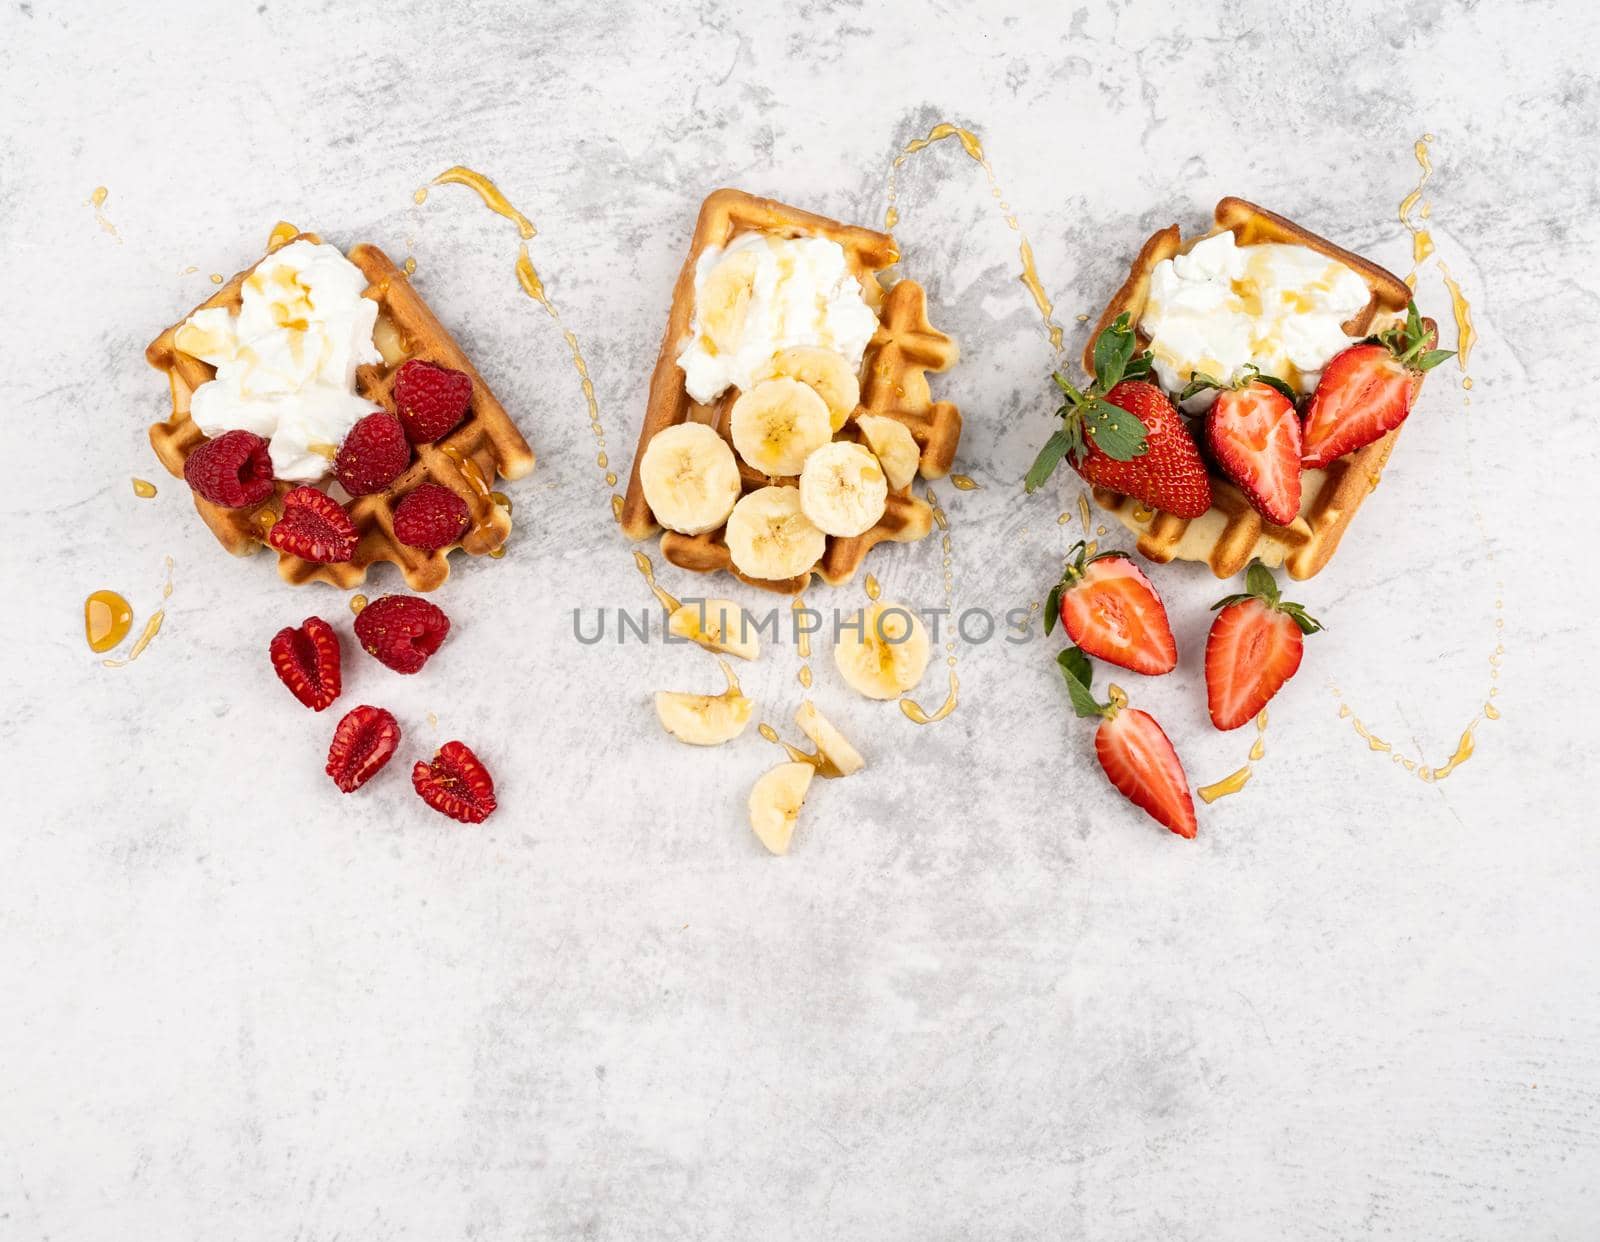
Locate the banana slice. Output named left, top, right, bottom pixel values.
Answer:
left=668, top=598, right=759, bottom=660
left=639, top=422, right=742, bottom=535
left=795, top=701, right=865, bottom=777
left=723, top=485, right=827, bottom=581
left=748, top=761, right=815, bottom=856
left=654, top=658, right=753, bottom=747
left=729, top=378, right=832, bottom=477
left=698, top=248, right=761, bottom=355
left=834, top=602, right=931, bottom=700
left=799, top=441, right=888, bottom=537
left=757, top=347, right=860, bottom=430
left=854, top=415, right=920, bottom=492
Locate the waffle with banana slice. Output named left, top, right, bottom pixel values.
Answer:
left=1087, top=197, right=1432, bottom=580
left=146, top=230, right=533, bottom=591
left=621, top=188, right=961, bottom=594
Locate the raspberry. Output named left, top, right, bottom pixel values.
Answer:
left=393, top=358, right=473, bottom=444
left=325, top=704, right=401, bottom=793
left=412, top=740, right=497, bottom=823
left=353, top=594, right=450, bottom=673
left=268, top=486, right=360, bottom=564
left=393, top=482, right=471, bottom=550
left=268, top=616, right=342, bottom=711
left=334, top=412, right=411, bottom=496
left=184, top=429, right=275, bottom=508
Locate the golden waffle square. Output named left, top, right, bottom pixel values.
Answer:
left=146, top=231, right=534, bottom=592
left=620, top=188, right=961, bottom=594
left=1084, top=197, right=1431, bottom=580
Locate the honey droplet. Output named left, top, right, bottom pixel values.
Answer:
left=864, top=573, right=881, bottom=601
left=350, top=594, right=368, bottom=614
left=132, top=477, right=158, bottom=499
left=403, top=256, right=417, bottom=276
left=950, top=474, right=979, bottom=491
left=611, top=494, right=624, bottom=522
left=267, top=220, right=298, bottom=249
left=1197, top=765, right=1252, bottom=804
left=798, top=665, right=813, bottom=689
left=413, top=187, right=428, bottom=205
left=209, top=273, right=224, bottom=285
left=85, top=590, right=133, bottom=653
left=488, top=545, right=506, bottom=559
left=758, top=723, right=780, bottom=744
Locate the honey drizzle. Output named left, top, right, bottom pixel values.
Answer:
left=950, top=474, right=980, bottom=491
left=101, top=557, right=174, bottom=668
left=864, top=573, right=881, bottom=602
left=792, top=596, right=813, bottom=689
left=131, top=477, right=157, bottom=499
left=900, top=485, right=960, bottom=725
left=1398, top=134, right=1435, bottom=286
left=1436, top=261, right=1478, bottom=371
left=84, top=591, right=133, bottom=653
left=1197, top=710, right=1269, bottom=804
left=267, top=220, right=298, bottom=249
left=885, top=122, right=1066, bottom=352
left=633, top=550, right=681, bottom=613
left=424, top=165, right=619, bottom=515
left=86, top=186, right=120, bottom=241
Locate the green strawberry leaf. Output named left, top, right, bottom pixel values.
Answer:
left=1093, top=313, right=1137, bottom=390
left=1026, top=428, right=1075, bottom=493
left=1416, top=348, right=1456, bottom=372
left=1084, top=398, right=1149, bottom=462
left=1044, top=581, right=1062, bottom=636
left=1244, top=560, right=1279, bottom=605
left=1281, top=602, right=1325, bottom=635
left=1255, top=373, right=1300, bottom=403
left=1211, top=592, right=1254, bottom=611
left=1178, top=372, right=1224, bottom=403
left=1056, top=646, right=1104, bottom=719
left=1122, top=353, right=1153, bottom=381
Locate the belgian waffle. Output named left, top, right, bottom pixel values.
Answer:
left=620, top=188, right=961, bottom=594
left=146, top=231, right=534, bottom=592
left=1084, top=197, right=1430, bottom=581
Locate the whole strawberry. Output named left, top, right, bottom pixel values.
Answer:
left=326, top=705, right=401, bottom=793
left=269, top=486, right=359, bottom=564
left=1057, top=646, right=1196, bottom=838
left=393, top=359, right=473, bottom=444
left=1026, top=315, right=1211, bottom=520
left=1205, top=561, right=1323, bottom=730
left=269, top=616, right=342, bottom=710
left=184, top=429, right=275, bottom=508
left=413, top=740, right=497, bottom=823
left=335, top=412, right=411, bottom=496
left=354, top=593, right=450, bottom=674
left=1044, top=541, right=1176, bottom=675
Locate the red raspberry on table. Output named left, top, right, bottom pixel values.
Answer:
left=183, top=429, right=275, bottom=508
left=412, top=740, right=497, bottom=823
left=393, top=359, right=473, bottom=444
left=269, top=616, right=342, bottom=711
left=393, top=482, right=471, bottom=550
left=268, top=486, right=360, bottom=564
left=335, top=412, right=411, bottom=496
left=353, top=594, right=450, bottom=673
left=325, top=705, right=401, bottom=793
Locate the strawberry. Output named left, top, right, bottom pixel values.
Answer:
left=1196, top=374, right=1303, bottom=526
left=1057, top=647, right=1196, bottom=838
left=353, top=594, right=450, bottom=674
left=393, top=359, right=473, bottom=444
left=412, top=740, right=497, bottom=824
left=335, top=412, right=411, bottom=496
left=1301, top=302, right=1453, bottom=468
left=392, top=482, right=471, bottom=550
left=325, top=704, right=401, bottom=793
left=184, top=429, right=275, bottom=508
left=1044, top=542, right=1176, bottom=675
left=269, top=616, right=342, bottom=710
left=268, top=486, right=360, bottom=564
left=1026, top=314, right=1211, bottom=520
left=1204, top=561, right=1323, bottom=730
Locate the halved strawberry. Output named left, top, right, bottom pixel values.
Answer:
left=1027, top=315, right=1212, bottom=520
left=1057, top=647, right=1196, bottom=839
left=1045, top=542, right=1176, bottom=675
left=1301, top=302, right=1453, bottom=468
left=1199, top=375, right=1302, bottom=526
left=1204, top=562, right=1323, bottom=730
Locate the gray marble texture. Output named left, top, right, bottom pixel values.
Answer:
left=4, top=1, right=1599, bottom=1237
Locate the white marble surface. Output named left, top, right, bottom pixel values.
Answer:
left=5, top=1, right=1599, bottom=1237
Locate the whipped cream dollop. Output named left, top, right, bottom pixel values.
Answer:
left=176, top=240, right=383, bottom=482
left=1141, top=232, right=1372, bottom=410
left=676, top=232, right=879, bottom=404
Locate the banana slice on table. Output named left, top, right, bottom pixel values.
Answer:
left=667, top=598, right=759, bottom=660
left=724, top=485, right=827, bottom=581
left=854, top=415, right=920, bottom=492
left=730, top=378, right=832, bottom=476
left=654, top=658, right=753, bottom=747
left=748, top=761, right=815, bottom=856
left=834, top=602, right=931, bottom=700
left=795, top=701, right=865, bottom=777
left=639, top=422, right=742, bottom=535
left=799, top=441, right=888, bottom=537
left=698, top=248, right=761, bottom=355
left=757, top=347, right=860, bottom=430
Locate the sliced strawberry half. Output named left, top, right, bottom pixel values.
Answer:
left=269, top=616, right=342, bottom=711
left=1045, top=542, right=1176, bottom=675
left=1301, top=302, right=1454, bottom=468
left=1056, top=646, right=1196, bottom=839
left=412, top=741, right=497, bottom=824
left=1201, top=376, right=1303, bottom=526
left=1205, top=562, right=1324, bottom=730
